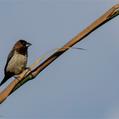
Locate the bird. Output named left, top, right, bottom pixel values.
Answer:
left=0, top=40, right=31, bottom=86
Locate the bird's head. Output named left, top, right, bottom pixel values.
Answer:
left=14, top=39, right=32, bottom=54
left=15, top=39, right=31, bottom=48
left=18, top=40, right=32, bottom=47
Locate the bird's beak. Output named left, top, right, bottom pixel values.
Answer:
left=26, top=42, right=32, bottom=47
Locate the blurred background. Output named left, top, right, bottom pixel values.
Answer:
left=0, top=0, right=119, bottom=119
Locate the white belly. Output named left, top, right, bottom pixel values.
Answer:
left=6, top=53, right=27, bottom=74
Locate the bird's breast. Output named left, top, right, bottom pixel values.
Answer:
left=6, top=53, right=27, bottom=74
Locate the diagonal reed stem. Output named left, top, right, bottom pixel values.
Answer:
left=0, top=4, right=119, bottom=104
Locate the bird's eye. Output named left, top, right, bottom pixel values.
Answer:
left=20, top=41, right=27, bottom=45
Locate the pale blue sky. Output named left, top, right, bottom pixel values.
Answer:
left=0, top=0, right=119, bottom=119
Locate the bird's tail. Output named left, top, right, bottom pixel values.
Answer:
left=0, top=77, right=7, bottom=86
left=0, top=75, right=10, bottom=86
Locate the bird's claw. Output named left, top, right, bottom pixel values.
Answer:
left=25, top=67, right=31, bottom=72
left=14, top=75, right=21, bottom=81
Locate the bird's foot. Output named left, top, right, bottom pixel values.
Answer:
left=14, top=67, right=32, bottom=82
left=24, top=67, right=32, bottom=76
left=25, top=67, right=32, bottom=72
left=14, top=75, right=21, bottom=81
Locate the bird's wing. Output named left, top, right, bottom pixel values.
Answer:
left=4, top=49, right=14, bottom=73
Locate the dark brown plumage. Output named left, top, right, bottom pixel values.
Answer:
left=0, top=40, right=31, bottom=86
